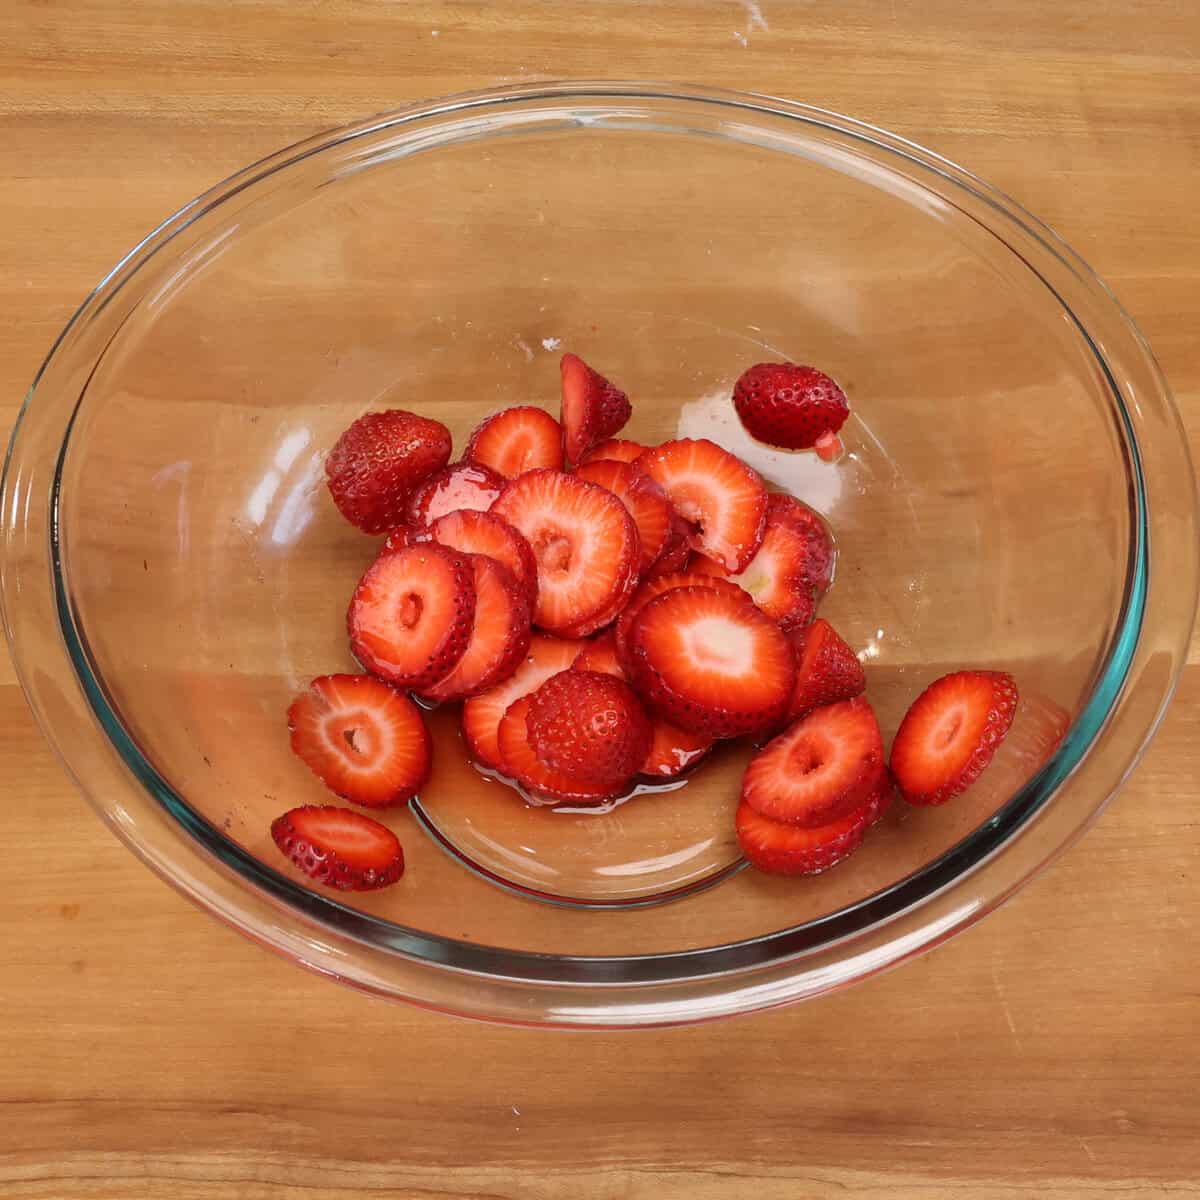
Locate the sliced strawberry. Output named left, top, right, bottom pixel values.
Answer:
left=287, top=674, right=431, bottom=807
left=787, top=618, right=866, bottom=722
left=461, top=634, right=585, bottom=769
left=890, top=671, right=1019, bottom=806
left=405, top=460, right=505, bottom=525
left=645, top=510, right=693, bottom=578
left=270, top=805, right=404, bottom=891
left=578, top=437, right=646, bottom=466
left=325, top=410, right=452, bottom=534
left=496, top=695, right=623, bottom=804
left=572, top=629, right=625, bottom=677
left=732, top=362, right=849, bottom=451
left=427, top=508, right=538, bottom=604
left=736, top=773, right=890, bottom=877
left=627, top=586, right=795, bottom=738
left=465, top=406, right=561, bottom=479
left=640, top=721, right=713, bottom=779
left=526, top=670, right=653, bottom=788
left=348, top=543, right=476, bottom=691
left=575, top=458, right=672, bottom=572
left=559, top=353, right=632, bottom=464
left=814, top=430, right=844, bottom=463
left=419, top=555, right=531, bottom=702
left=491, top=469, right=639, bottom=636
left=742, top=697, right=883, bottom=827
left=636, top=438, right=767, bottom=573
left=765, top=494, right=835, bottom=594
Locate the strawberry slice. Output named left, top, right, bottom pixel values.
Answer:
left=405, top=460, right=505, bottom=526
left=526, top=670, right=653, bottom=788
left=325, top=410, right=452, bottom=534
left=419, top=555, right=532, bottom=702
left=461, top=634, right=585, bottom=769
left=645, top=510, right=693, bottom=578
left=742, top=697, right=884, bottom=827
left=348, top=543, right=476, bottom=691
left=270, top=805, right=404, bottom=890
left=736, top=772, right=891, bottom=877
left=575, top=458, right=672, bottom=571
left=636, top=438, right=767, bottom=573
left=640, top=721, right=713, bottom=779
left=427, top=508, right=538, bottom=604
left=732, top=362, right=849, bottom=451
left=491, top=469, right=639, bottom=636
left=890, top=671, right=1019, bottom=806
left=559, top=353, right=632, bottom=464
left=626, top=586, right=795, bottom=738
left=288, top=674, right=431, bottom=807
left=765, top=494, right=835, bottom=594
left=578, top=438, right=646, bottom=466
left=496, top=696, right=623, bottom=804
left=572, top=629, right=625, bottom=677
left=786, top=618, right=866, bottom=721
left=465, top=406, right=562, bottom=479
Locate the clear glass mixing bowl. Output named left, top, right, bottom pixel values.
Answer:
left=3, top=82, right=1196, bottom=1027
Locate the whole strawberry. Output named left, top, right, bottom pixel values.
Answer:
left=733, top=363, right=849, bottom=451
left=325, top=410, right=452, bottom=533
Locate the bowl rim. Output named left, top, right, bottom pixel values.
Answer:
left=5, top=80, right=1197, bottom=1023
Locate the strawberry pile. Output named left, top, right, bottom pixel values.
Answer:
left=272, top=356, right=1019, bottom=891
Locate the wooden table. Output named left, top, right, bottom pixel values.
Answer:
left=2, top=3, right=1198, bottom=1196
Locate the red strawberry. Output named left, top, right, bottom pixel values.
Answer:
left=270, top=805, right=404, bottom=891
left=559, top=353, right=632, bottom=464
left=786, top=618, right=866, bottom=721
left=636, top=438, right=767, bottom=573
left=890, top=671, right=1019, bottom=806
left=575, top=458, right=672, bottom=571
left=348, top=543, right=475, bottom=691
left=578, top=438, right=646, bottom=466
left=572, top=629, right=625, bottom=677
left=325, top=410, right=452, bottom=534
left=491, top=469, right=639, bottom=636
left=405, top=460, right=505, bottom=525
left=640, top=721, right=713, bottom=779
left=626, top=586, right=795, bottom=739
left=645, top=510, right=693, bottom=578
left=732, top=362, right=849, bottom=451
left=419, top=555, right=532, bottom=702
left=287, top=674, right=431, bottom=807
left=496, top=696, right=623, bottom=804
left=814, top=430, right=844, bottom=463
left=765, top=494, right=835, bottom=594
left=742, top=697, right=883, bottom=827
left=427, top=509, right=538, bottom=604
left=461, top=634, right=585, bottom=769
left=465, top=406, right=561, bottom=479
left=735, top=774, right=890, bottom=877
left=526, top=670, right=653, bottom=788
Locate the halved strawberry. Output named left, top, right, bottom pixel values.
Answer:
left=419, top=556, right=531, bottom=702
left=572, top=629, right=625, bottom=677
left=890, top=671, right=1019, bottom=806
left=465, top=406, right=562, bottom=479
left=626, top=586, right=795, bottom=738
left=735, top=774, right=890, bottom=877
left=491, top=469, right=639, bottom=636
left=578, top=438, right=646, bottom=466
left=732, top=362, right=849, bottom=451
left=325, top=410, right=452, bottom=534
left=640, top=721, right=713, bottom=779
left=348, top=543, right=475, bottom=691
left=461, top=634, right=584, bottom=769
left=765, top=494, right=835, bottom=594
left=786, top=619, right=866, bottom=722
left=742, top=697, right=883, bottom=827
left=405, top=460, right=505, bottom=525
left=645, top=510, right=693, bottom=578
left=288, top=674, right=431, bottom=807
left=575, top=458, right=672, bottom=572
left=496, top=695, right=623, bottom=804
left=526, top=670, right=653, bottom=788
left=427, top=508, right=538, bottom=604
left=270, top=805, right=404, bottom=891
left=560, top=353, right=632, bottom=464
left=636, top=438, right=767, bottom=573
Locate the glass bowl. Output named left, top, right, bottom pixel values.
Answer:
left=3, top=82, right=1196, bottom=1028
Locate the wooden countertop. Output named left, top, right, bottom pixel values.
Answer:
left=2, top=2, right=1198, bottom=1196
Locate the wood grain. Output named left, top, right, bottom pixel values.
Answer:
left=1, top=2, right=1198, bottom=1197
